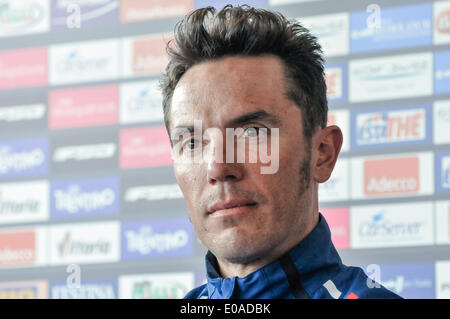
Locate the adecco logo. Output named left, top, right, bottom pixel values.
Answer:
left=352, top=152, right=433, bottom=199
left=121, top=34, right=172, bottom=77
left=434, top=1, right=450, bottom=45
left=364, top=156, right=419, bottom=196
left=0, top=230, right=36, bottom=268
left=436, top=9, right=450, bottom=35
left=120, top=0, right=192, bottom=23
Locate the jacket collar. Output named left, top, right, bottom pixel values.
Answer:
left=204, top=213, right=343, bottom=298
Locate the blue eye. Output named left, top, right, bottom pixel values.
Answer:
left=243, top=127, right=260, bottom=138
left=183, top=139, right=199, bottom=150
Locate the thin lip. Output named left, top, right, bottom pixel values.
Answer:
left=207, top=199, right=257, bottom=214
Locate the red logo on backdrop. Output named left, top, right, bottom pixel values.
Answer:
left=120, top=126, right=172, bottom=169
left=120, top=0, right=193, bottom=23
left=0, top=47, right=47, bottom=90
left=0, top=231, right=36, bottom=267
left=436, top=9, right=450, bottom=35
left=364, top=156, right=420, bottom=196
left=49, top=85, right=119, bottom=130
left=132, top=35, right=171, bottom=75
left=448, top=204, right=450, bottom=241
left=320, top=208, right=349, bottom=249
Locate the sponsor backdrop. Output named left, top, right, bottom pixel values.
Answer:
left=0, top=0, right=449, bottom=299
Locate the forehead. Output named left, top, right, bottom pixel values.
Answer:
left=169, top=55, right=291, bottom=130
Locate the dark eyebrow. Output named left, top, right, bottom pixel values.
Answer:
left=170, top=110, right=281, bottom=144
left=226, top=110, right=282, bottom=127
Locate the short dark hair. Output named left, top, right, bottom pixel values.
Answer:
left=160, top=5, right=327, bottom=140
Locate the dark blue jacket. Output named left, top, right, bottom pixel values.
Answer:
left=185, top=213, right=402, bottom=299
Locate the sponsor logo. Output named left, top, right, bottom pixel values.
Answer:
left=327, top=110, right=349, bottom=152
left=0, top=181, right=49, bottom=225
left=49, top=85, right=119, bottom=130
left=120, top=126, right=172, bottom=169
left=325, top=64, right=347, bottom=103
left=119, top=272, right=194, bottom=299
left=0, top=46, right=48, bottom=90
left=434, top=261, right=450, bottom=298
left=299, top=12, right=349, bottom=57
left=436, top=8, right=450, bottom=34
left=350, top=3, right=432, bottom=53
left=0, top=104, right=45, bottom=123
left=434, top=100, right=450, bottom=144
left=352, top=105, right=430, bottom=149
left=120, top=0, right=192, bottom=23
left=0, top=230, right=36, bottom=267
left=50, top=222, right=119, bottom=265
left=0, top=0, right=50, bottom=37
left=122, top=34, right=171, bottom=77
left=50, top=39, right=119, bottom=85
left=436, top=201, right=450, bottom=244
left=351, top=202, right=433, bottom=248
left=124, top=184, right=182, bottom=202
left=434, top=1, right=450, bottom=44
left=320, top=208, right=350, bottom=249
left=319, top=158, right=349, bottom=201
left=122, top=219, right=193, bottom=260
left=435, top=50, right=450, bottom=94
left=58, top=233, right=109, bottom=257
left=377, top=263, right=435, bottom=299
left=51, top=280, right=117, bottom=299
left=436, top=10, right=450, bottom=35
left=53, top=143, right=116, bottom=162
left=442, top=157, right=450, bottom=189
left=0, top=138, right=48, bottom=179
left=358, top=211, right=424, bottom=239
left=119, top=80, right=164, bottom=124
left=436, top=153, right=450, bottom=193
left=51, top=132, right=118, bottom=174
left=350, top=52, right=433, bottom=102
left=0, top=280, right=48, bottom=299
left=51, top=177, right=119, bottom=219
left=51, top=0, right=119, bottom=28
left=364, top=156, right=419, bottom=196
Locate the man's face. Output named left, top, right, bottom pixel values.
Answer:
left=169, top=55, right=316, bottom=266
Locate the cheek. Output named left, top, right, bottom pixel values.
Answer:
left=174, top=164, right=204, bottom=211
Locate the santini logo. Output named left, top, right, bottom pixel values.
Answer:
left=53, top=143, right=116, bottom=162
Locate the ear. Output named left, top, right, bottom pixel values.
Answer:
left=312, top=125, right=343, bottom=183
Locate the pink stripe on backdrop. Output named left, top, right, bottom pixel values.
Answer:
left=0, top=47, right=48, bottom=90
left=320, top=207, right=350, bottom=249
left=49, top=85, right=119, bottom=130
left=120, top=126, right=172, bottom=169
